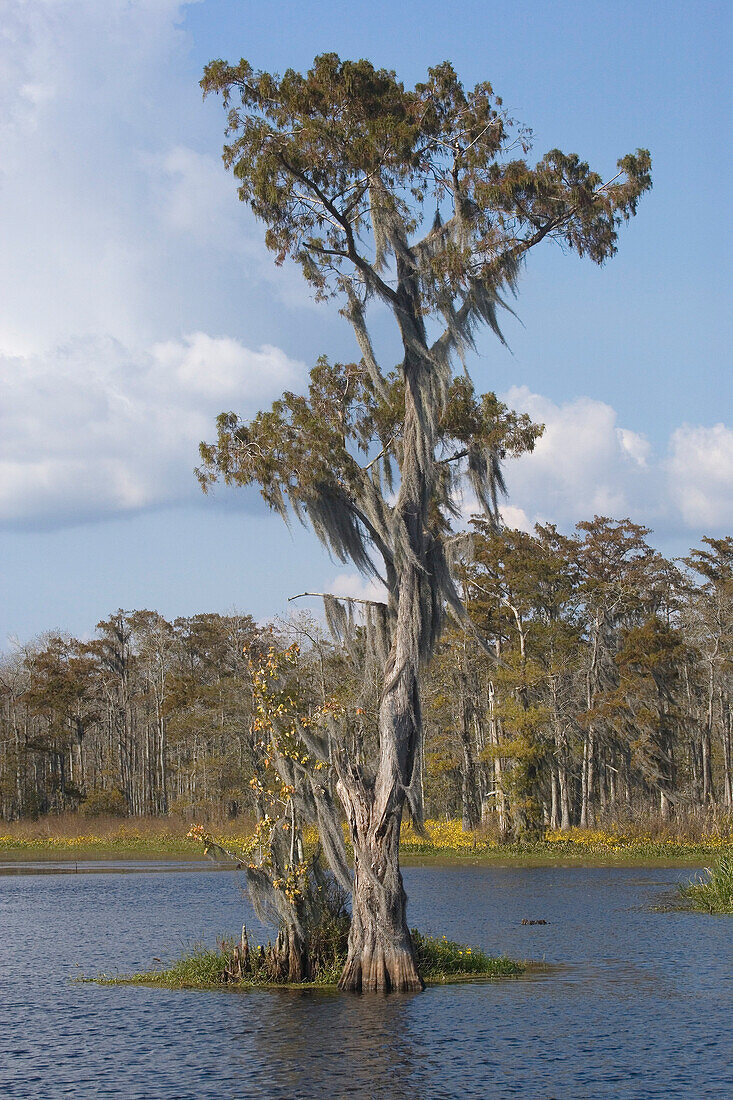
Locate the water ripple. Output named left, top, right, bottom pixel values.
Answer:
left=0, top=864, right=730, bottom=1098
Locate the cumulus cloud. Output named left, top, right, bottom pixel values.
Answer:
left=617, top=428, right=652, bottom=468
left=0, top=1, right=320, bottom=530
left=0, top=334, right=304, bottom=527
left=1, top=0, right=192, bottom=352
left=498, top=504, right=534, bottom=532
left=0, top=0, right=315, bottom=363
left=668, top=423, right=733, bottom=527
left=501, top=387, right=733, bottom=537
left=147, top=146, right=241, bottom=247
left=502, top=386, right=651, bottom=524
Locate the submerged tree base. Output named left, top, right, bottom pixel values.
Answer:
left=86, top=930, right=526, bottom=992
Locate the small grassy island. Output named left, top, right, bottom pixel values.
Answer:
left=89, top=930, right=526, bottom=992
left=678, top=854, right=733, bottom=914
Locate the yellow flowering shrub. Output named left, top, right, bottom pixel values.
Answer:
left=400, top=818, right=497, bottom=852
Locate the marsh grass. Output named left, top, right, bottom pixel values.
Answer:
left=0, top=813, right=256, bottom=858
left=411, top=931, right=523, bottom=982
left=400, top=821, right=733, bottom=866
left=5, top=813, right=732, bottom=866
left=678, top=854, right=733, bottom=914
left=87, top=930, right=525, bottom=991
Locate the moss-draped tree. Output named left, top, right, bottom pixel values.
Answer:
left=198, top=54, right=651, bottom=991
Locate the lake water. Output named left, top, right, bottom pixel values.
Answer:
left=1, top=863, right=731, bottom=1098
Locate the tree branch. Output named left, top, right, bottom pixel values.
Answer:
left=288, top=592, right=387, bottom=608
left=278, top=156, right=398, bottom=304
left=362, top=433, right=400, bottom=473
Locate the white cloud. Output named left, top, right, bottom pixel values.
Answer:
left=617, top=427, right=651, bottom=467
left=152, top=334, right=300, bottom=400
left=0, top=0, right=194, bottom=352
left=0, top=334, right=304, bottom=527
left=0, top=1, right=322, bottom=530
left=668, top=423, right=733, bottom=527
left=150, top=146, right=237, bottom=244
left=0, top=0, right=317, bottom=364
left=501, top=386, right=647, bottom=525
left=499, top=504, right=534, bottom=532
left=500, top=387, right=733, bottom=536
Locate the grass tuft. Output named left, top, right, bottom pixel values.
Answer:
left=411, top=930, right=524, bottom=981
left=678, top=853, right=733, bottom=914
left=91, top=944, right=229, bottom=989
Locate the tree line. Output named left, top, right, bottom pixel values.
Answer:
left=2, top=518, right=730, bottom=833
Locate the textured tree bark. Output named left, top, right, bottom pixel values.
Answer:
left=225, top=923, right=309, bottom=983
left=286, top=926, right=306, bottom=982
left=334, top=271, right=445, bottom=992
left=336, top=565, right=425, bottom=992
left=550, top=769, right=559, bottom=829
left=336, top=640, right=425, bottom=992
left=337, top=811, right=423, bottom=993
left=580, top=727, right=596, bottom=827
left=560, top=765, right=572, bottom=830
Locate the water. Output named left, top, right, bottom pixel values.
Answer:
left=1, top=863, right=731, bottom=1098
left=0, top=860, right=225, bottom=875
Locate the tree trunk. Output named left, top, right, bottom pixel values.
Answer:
left=338, top=811, right=423, bottom=992
left=580, top=730, right=590, bottom=827
left=721, top=694, right=732, bottom=808
left=702, top=667, right=715, bottom=803
left=487, top=678, right=509, bottom=837
left=660, top=788, right=672, bottom=822
left=459, top=693, right=480, bottom=831
left=336, top=560, right=425, bottom=992
left=334, top=302, right=436, bottom=992
left=278, top=925, right=306, bottom=983
left=560, top=764, right=572, bottom=830
left=550, top=768, right=559, bottom=829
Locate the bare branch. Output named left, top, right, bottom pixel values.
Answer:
left=288, top=591, right=387, bottom=608
left=362, top=433, right=400, bottom=473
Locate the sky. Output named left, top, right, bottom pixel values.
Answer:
left=0, top=0, right=731, bottom=647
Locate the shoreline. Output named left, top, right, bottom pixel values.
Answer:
left=2, top=818, right=730, bottom=871
left=87, top=964, right=551, bottom=993
left=0, top=844, right=724, bottom=872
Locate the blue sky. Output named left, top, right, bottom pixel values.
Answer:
left=0, top=0, right=730, bottom=646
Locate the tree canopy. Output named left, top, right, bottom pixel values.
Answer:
left=201, top=54, right=651, bottom=312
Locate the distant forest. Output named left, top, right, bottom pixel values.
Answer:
left=2, top=516, right=732, bottom=835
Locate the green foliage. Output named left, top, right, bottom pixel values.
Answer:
left=201, top=53, right=651, bottom=302
left=411, top=930, right=523, bottom=980
left=135, top=944, right=228, bottom=988
left=197, top=357, right=538, bottom=587
left=679, top=854, right=733, bottom=913
left=685, top=536, right=733, bottom=590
